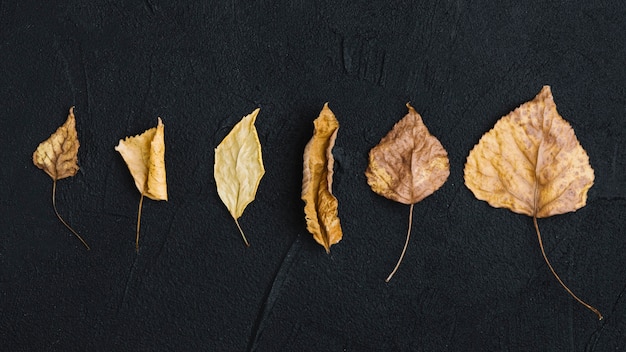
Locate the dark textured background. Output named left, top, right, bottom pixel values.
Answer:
left=1, top=1, right=625, bottom=351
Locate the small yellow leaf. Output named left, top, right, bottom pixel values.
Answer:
left=214, top=108, right=265, bottom=247
left=115, top=118, right=168, bottom=251
left=464, top=86, right=601, bottom=319
left=33, top=107, right=80, bottom=181
left=366, top=104, right=449, bottom=281
left=115, top=117, right=168, bottom=201
left=302, top=103, right=342, bottom=253
left=32, top=107, right=89, bottom=249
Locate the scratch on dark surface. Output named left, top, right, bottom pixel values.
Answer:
left=585, top=280, right=626, bottom=351
left=117, top=254, right=140, bottom=317
left=566, top=251, right=575, bottom=351
left=377, top=50, right=386, bottom=86
left=80, top=49, right=90, bottom=117
left=144, top=202, right=180, bottom=277
left=115, top=204, right=179, bottom=317
left=136, top=56, right=154, bottom=129
left=53, top=39, right=77, bottom=98
left=144, top=0, right=155, bottom=15
left=247, top=234, right=303, bottom=352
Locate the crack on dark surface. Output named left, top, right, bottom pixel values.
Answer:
left=247, top=234, right=303, bottom=352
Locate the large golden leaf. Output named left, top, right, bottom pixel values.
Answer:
left=214, top=108, right=265, bottom=247
left=464, top=86, right=601, bottom=319
left=302, top=103, right=342, bottom=253
left=366, top=104, right=449, bottom=281
left=115, top=118, right=168, bottom=251
left=33, top=107, right=89, bottom=249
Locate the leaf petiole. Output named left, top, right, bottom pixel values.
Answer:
left=386, top=203, right=414, bottom=282
left=136, top=194, right=145, bottom=253
left=52, top=179, right=90, bottom=250
left=234, top=218, right=250, bottom=247
left=533, top=216, right=602, bottom=320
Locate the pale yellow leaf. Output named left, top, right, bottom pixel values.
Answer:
left=214, top=108, right=265, bottom=246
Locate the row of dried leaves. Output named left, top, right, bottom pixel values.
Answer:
left=33, top=86, right=601, bottom=319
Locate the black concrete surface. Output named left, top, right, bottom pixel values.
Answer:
left=1, top=1, right=625, bottom=351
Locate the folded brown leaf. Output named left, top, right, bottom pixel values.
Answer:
left=302, top=103, right=342, bottom=253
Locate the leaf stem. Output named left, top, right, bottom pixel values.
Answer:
left=386, top=203, right=414, bottom=282
left=533, top=216, right=602, bottom=320
left=136, top=194, right=144, bottom=253
left=52, top=179, right=90, bottom=250
left=235, top=218, right=250, bottom=247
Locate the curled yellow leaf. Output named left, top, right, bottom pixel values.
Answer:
left=214, top=108, right=265, bottom=247
left=115, top=118, right=167, bottom=252
left=33, top=107, right=89, bottom=249
left=302, top=103, right=342, bottom=253
left=464, top=86, right=601, bottom=319
left=366, top=104, right=449, bottom=281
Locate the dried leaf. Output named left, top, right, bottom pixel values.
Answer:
left=464, top=86, right=601, bottom=319
left=214, top=108, right=265, bottom=247
left=302, top=103, right=342, bottom=253
left=33, top=107, right=80, bottom=181
left=115, top=118, right=168, bottom=252
left=366, top=103, right=449, bottom=281
left=32, top=107, right=89, bottom=249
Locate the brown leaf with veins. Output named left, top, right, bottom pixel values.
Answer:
left=302, top=103, right=342, bottom=253
left=33, top=107, right=89, bottom=249
left=115, top=118, right=167, bottom=252
left=464, top=86, right=601, bottom=319
left=366, top=103, right=449, bottom=281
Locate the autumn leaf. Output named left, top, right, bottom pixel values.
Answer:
left=33, top=107, right=89, bottom=250
left=214, top=108, right=265, bottom=247
left=115, top=118, right=167, bottom=252
left=464, top=86, right=601, bottom=319
left=302, top=103, right=343, bottom=253
left=366, top=103, right=449, bottom=281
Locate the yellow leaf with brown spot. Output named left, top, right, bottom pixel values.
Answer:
left=366, top=103, right=449, bottom=281
left=464, top=86, right=601, bottom=319
left=32, top=107, right=89, bottom=249
left=302, top=103, right=342, bottom=253
left=214, top=108, right=265, bottom=247
left=115, top=118, right=167, bottom=252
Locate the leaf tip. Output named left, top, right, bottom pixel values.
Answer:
left=245, top=108, right=261, bottom=125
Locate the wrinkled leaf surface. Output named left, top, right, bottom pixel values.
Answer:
left=464, top=86, right=601, bottom=319
left=302, top=103, right=342, bottom=253
left=366, top=103, right=449, bottom=281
